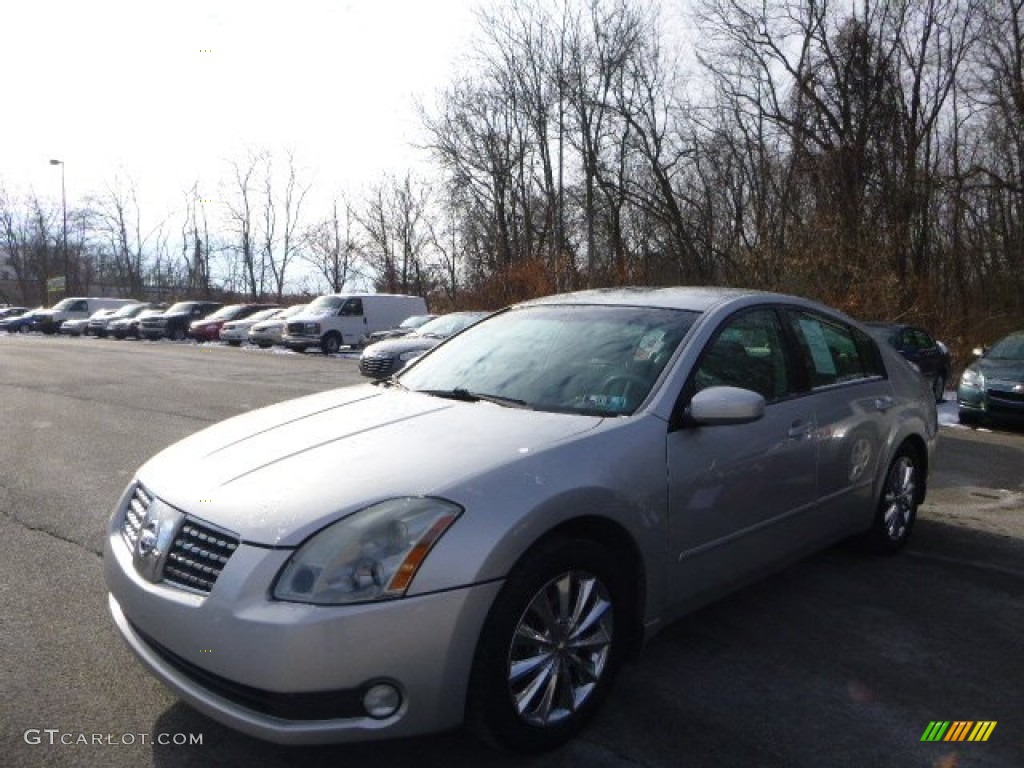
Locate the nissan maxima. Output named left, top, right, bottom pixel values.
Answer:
left=104, top=287, right=937, bottom=751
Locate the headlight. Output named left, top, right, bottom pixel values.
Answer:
left=960, top=368, right=984, bottom=388
left=273, top=498, right=462, bottom=605
left=399, top=350, right=425, bottom=361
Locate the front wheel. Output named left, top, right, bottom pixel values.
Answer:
left=468, top=538, right=627, bottom=752
left=170, top=327, right=186, bottom=342
left=865, top=446, right=921, bottom=553
left=321, top=332, right=342, bottom=355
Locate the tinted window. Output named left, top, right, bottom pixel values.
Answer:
left=787, top=310, right=880, bottom=387
left=691, top=308, right=794, bottom=402
left=340, top=298, right=364, bottom=316
left=911, top=329, right=935, bottom=349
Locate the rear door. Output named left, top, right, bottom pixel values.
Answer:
left=783, top=308, right=893, bottom=532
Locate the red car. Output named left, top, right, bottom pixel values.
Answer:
left=188, top=304, right=280, bottom=342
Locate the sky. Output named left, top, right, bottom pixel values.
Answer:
left=1, top=0, right=482, bottom=218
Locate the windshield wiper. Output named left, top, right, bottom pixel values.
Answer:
left=371, top=376, right=407, bottom=390
left=417, top=388, right=531, bottom=409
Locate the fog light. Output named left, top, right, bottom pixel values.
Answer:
left=363, top=683, right=401, bottom=719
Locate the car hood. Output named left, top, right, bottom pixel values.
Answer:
left=364, top=335, right=442, bottom=356
left=137, top=385, right=603, bottom=546
left=973, top=357, right=1024, bottom=382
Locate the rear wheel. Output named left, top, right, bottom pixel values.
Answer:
left=468, top=538, right=627, bottom=752
left=170, top=327, right=186, bottom=341
left=227, top=340, right=242, bottom=347
left=931, top=373, right=946, bottom=403
left=865, top=445, right=920, bottom=553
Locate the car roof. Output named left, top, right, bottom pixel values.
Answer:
left=517, top=286, right=781, bottom=313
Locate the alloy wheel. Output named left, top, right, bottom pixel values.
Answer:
left=507, top=570, right=613, bottom=727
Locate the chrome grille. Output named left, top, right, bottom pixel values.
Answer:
left=359, top=356, right=396, bottom=377
left=121, top=483, right=152, bottom=550
left=163, top=520, right=240, bottom=594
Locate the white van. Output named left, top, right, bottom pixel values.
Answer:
left=36, top=297, right=139, bottom=334
left=282, top=293, right=428, bottom=354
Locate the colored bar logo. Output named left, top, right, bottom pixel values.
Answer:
left=921, top=721, right=997, bottom=742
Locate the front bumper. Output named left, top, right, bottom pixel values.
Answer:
left=220, top=328, right=248, bottom=343
left=104, top=513, right=500, bottom=744
left=282, top=333, right=319, bottom=349
left=958, top=382, right=1024, bottom=420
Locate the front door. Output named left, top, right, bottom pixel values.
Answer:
left=665, top=307, right=818, bottom=611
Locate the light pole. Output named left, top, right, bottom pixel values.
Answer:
left=49, top=159, right=68, bottom=291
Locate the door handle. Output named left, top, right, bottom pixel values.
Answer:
left=787, top=420, right=812, bottom=439
left=874, top=396, right=895, bottom=411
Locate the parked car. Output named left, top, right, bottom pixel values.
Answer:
left=105, top=287, right=936, bottom=751
left=110, top=308, right=166, bottom=340
left=247, top=304, right=308, bottom=348
left=365, top=314, right=438, bottom=344
left=865, top=322, right=951, bottom=402
left=35, top=297, right=139, bottom=334
left=359, top=311, right=489, bottom=378
left=139, top=301, right=222, bottom=341
left=957, top=330, right=1024, bottom=426
left=283, top=293, right=428, bottom=354
left=0, top=306, right=28, bottom=322
left=60, top=308, right=117, bottom=337
left=219, top=307, right=289, bottom=346
left=90, top=302, right=152, bottom=338
left=2, top=307, right=46, bottom=334
left=189, top=304, right=279, bottom=343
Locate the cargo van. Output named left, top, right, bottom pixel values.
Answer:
left=36, top=297, right=139, bottom=334
left=282, top=293, right=428, bottom=354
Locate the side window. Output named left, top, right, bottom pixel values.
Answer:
left=691, top=308, right=793, bottom=402
left=912, top=329, right=935, bottom=349
left=787, top=310, right=877, bottom=387
left=340, top=298, right=363, bottom=317
left=70, top=300, right=88, bottom=312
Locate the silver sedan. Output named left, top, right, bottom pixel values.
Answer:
left=104, top=287, right=937, bottom=751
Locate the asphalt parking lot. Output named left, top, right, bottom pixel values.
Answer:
left=1, top=334, right=1022, bottom=768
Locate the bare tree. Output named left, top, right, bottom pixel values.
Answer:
left=304, top=196, right=362, bottom=293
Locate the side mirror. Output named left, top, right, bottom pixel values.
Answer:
left=689, top=386, right=766, bottom=426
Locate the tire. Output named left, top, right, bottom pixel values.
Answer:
left=18, top=325, right=28, bottom=334
left=468, top=538, right=627, bottom=752
left=321, top=332, right=342, bottom=355
left=227, top=340, right=241, bottom=347
left=931, top=373, right=946, bottom=403
left=957, top=409, right=979, bottom=426
left=865, top=445, right=921, bottom=553
left=170, top=327, right=186, bottom=342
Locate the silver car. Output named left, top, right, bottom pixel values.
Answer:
left=104, top=288, right=937, bottom=751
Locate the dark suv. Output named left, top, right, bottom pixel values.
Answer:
left=139, top=301, right=222, bottom=341
left=865, top=322, right=951, bottom=402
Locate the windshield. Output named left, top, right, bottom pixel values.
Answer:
left=399, top=314, right=434, bottom=329
left=165, top=302, right=194, bottom=314
left=110, top=304, right=145, bottom=319
left=987, top=333, right=1024, bottom=360
left=51, top=299, right=76, bottom=311
left=307, top=296, right=344, bottom=312
left=245, top=308, right=281, bottom=323
left=279, top=304, right=308, bottom=318
left=206, top=305, right=244, bottom=321
left=400, top=304, right=700, bottom=416
left=416, top=312, right=486, bottom=338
